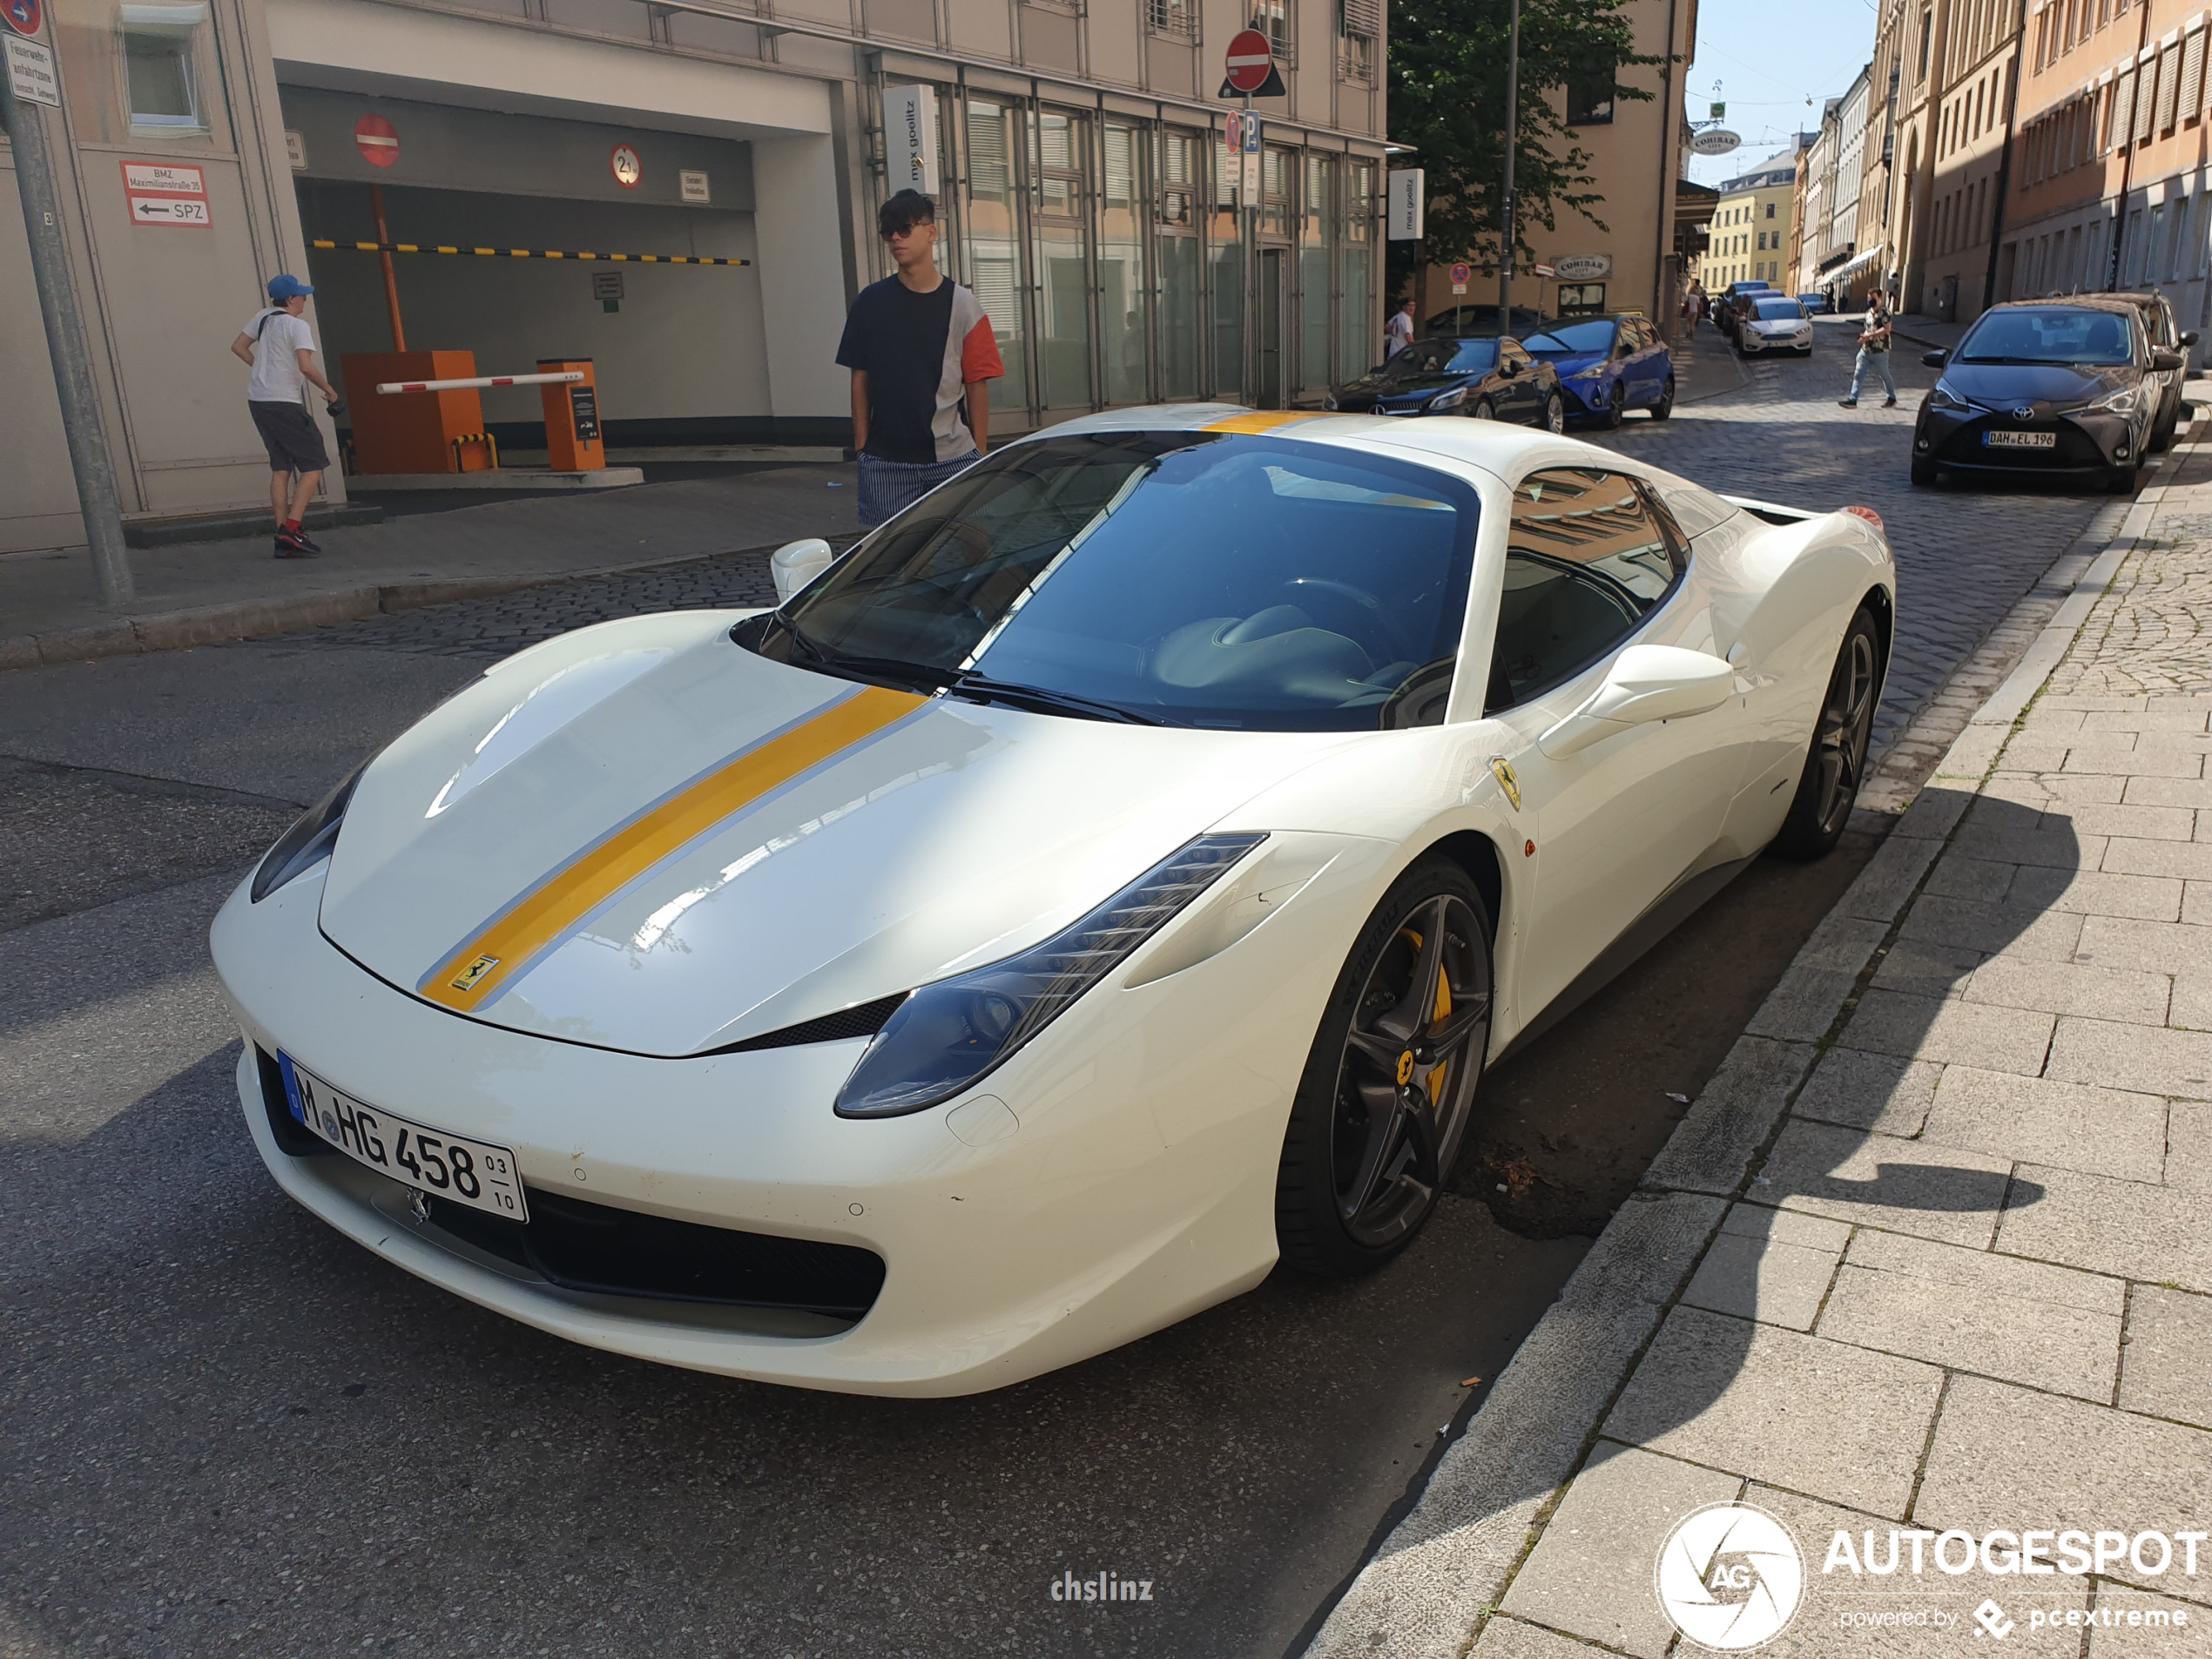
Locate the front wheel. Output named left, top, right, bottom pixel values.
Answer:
left=1601, top=383, right=1625, bottom=428
left=1542, top=392, right=1566, bottom=434
left=1774, top=604, right=1883, bottom=860
left=1276, top=860, right=1494, bottom=1277
left=1470, top=398, right=1497, bottom=421
left=1651, top=375, right=1676, bottom=420
left=2106, top=462, right=2138, bottom=496
left=1910, top=455, right=1938, bottom=486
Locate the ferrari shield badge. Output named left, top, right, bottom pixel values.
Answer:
left=449, top=954, right=500, bottom=993
left=1488, top=757, right=1522, bottom=812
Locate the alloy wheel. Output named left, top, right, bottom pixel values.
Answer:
left=1545, top=394, right=1565, bottom=434
left=1472, top=399, right=1496, bottom=421
left=1329, top=894, right=1490, bottom=1248
left=1810, top=627, right=1878, bottom=835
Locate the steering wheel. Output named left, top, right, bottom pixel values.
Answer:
left=1276, top=577, right=1420, bottom=667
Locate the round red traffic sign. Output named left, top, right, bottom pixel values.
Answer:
left=610, top=143, right=643, bottom=189
left=1224, top=28, right=1274, bottom=93
left=1449, top=262, right=1472, bottom=285
left=354, top=113, right=399, bottom=169
left=3, top=0, right=44, bottom=38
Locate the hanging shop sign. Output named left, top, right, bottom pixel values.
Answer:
left=1689, top=129, right=1742, bottom=156
left=883, top=85, right=940, bottom=196
left=1386, top=169, right=1425, bottom=241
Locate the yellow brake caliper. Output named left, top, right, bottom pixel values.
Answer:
left=1396, top=927, right=1452, bottom=1103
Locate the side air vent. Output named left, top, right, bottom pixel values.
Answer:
left=707, top=992, right=909, bottom=1055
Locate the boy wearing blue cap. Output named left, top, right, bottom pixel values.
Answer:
left=231, top=274, right=343, bottom=557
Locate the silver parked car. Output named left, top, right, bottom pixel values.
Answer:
left=1738, top=294, right=1815, bottom=356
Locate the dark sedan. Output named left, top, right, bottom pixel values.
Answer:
left=1912, top=300, right=2183, bottom=493
left=1326, top=335, right=1566, bottom=430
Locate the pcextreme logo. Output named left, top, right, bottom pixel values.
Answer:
left=1656, top=1502, right=1808, bottom=1651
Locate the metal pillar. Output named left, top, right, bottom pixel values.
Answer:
left=1, top=77, right=134, bottom=606
left=1497, top=0, right=1521, bottom=335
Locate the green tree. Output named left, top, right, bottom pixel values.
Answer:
left=1388, top=0, right=1668, bottom=291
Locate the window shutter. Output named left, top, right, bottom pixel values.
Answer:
left=2111, top=69, right=2135, bottom=149
left=2134, top=61, right=2157, bottom=142
left=1340, top=0, right=1380, bottom=38
left=2158, top=40, right=2182, bottom=132
left=2182, top=28, right=2206, bottom=124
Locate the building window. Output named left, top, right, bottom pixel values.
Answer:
left=1764, top=200, right=1777, bottom=218
left=1567, top=67, right=1615, bottom=125
left=1338, top=7, right=1376, bottom=88
left=122, top=3, right=208, bottom=132
left=1252, top=0, right=1292, bottom=64
left=1148, top=0, right=1197, bottom=42
left=1556, top=281, right=1607, bottom=315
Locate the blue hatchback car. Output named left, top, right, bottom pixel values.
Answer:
left=1521, top=313, right=1676, bottom=427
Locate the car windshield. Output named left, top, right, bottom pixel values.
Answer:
left=761, top=433, right=1481, bottom=732
left=1958, top=307, right=2135, bottom=366
left=1523, top=319, right=1617, bottom=354
left=1754, top=299, right=1805, bottom=320
left=1385, top=338, right=1499, bottom=377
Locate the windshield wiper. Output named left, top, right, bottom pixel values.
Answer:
left=784, top=623, right=956, bottom=691
left=948, top=674, right=1164, bottom=725
left=1958, top=354, right=2068, bottom=366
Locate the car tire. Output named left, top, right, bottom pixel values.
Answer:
left=1470, top=398, right=1497, bottom=421
left=1910, top=455, right=1938, bottom=486
left=1651, top=376, right=1676, bottom=420
left=1601, top=383, right=1625, bottom=429
left=1773, top=604, right=1884, bottom=860
left=1542, top=392, right=1566, bottom=434
left=2152, top=395, right=2178, bottom=453
left=1276, top=858, right=1494, bottom=1278
left=2107, top=462, right=2138, bottom=495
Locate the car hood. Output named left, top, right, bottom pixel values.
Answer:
left=316, top=611, right=1344, bottom=1057
left=1527, top=348, right=1603, bottom=374
left=1339, top=369, right=1474, bottom=401
left=1941, top=361, right=2129, bottom=406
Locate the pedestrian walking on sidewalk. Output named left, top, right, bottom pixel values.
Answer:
left=1838, top=289, right=1897, bottom=408
left=1385, top=296, right=1416, bottom=360
left=231, top=274, right=343, bottom=559
left=836, top=190, right=1006, bottom=529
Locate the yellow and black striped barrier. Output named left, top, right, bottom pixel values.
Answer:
left=309, top=239, right=750, bottom=267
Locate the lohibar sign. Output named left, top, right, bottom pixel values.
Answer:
left=120, top=160, right=209, bottom=228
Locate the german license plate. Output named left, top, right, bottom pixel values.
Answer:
left=1984, top=430, right=2055, bottom=448
left=277, top=1055, right=529, bottom=1222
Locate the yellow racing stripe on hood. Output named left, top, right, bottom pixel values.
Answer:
left=420, top=684, right=925, bottom=1012
left=1201, top=410, right=1334, bottom=435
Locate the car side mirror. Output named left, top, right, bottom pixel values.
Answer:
left=1501, top=359, right=1521, bottom=376
left=1537, top=644, right=1735, bottom=759
left=2153, top=349, right=2186, bottom=372
left=2182, top=331, right=2200, bottom=348
left=1922, top=349, right=1949, bottom=368
left=771, top=537, right=836, bottom=603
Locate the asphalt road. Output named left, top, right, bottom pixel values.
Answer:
left=0, top=326, right=2128, bottom=1659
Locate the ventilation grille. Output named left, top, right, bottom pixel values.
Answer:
left=710, top=992, right=908, bottom=1055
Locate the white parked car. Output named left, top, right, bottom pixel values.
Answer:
left=1740, top=295, right=1817, bottom=356
left=212, top=407, right=1896, bottom=1397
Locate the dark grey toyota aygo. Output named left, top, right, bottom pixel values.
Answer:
left=1911, top=298, right=2186, bottom=494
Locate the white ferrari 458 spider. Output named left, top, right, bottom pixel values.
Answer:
left=212, top=407, right=1894, bottom=1396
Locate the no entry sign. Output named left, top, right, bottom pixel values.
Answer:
left=1224, top=29, right=1273, bottom=92
left=2, top=0, right=41, bottom=41
left=354, top=112, right=399, bottom=168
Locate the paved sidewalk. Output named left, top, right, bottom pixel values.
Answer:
left=2, top=465, right=856, bottom=668
left=1309, top=437, right=2212, bottom=1657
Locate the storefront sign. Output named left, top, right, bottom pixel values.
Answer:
left=1689, top=129, right=1741, bottom=156
left=1554, top=253, right=1612, bottom=280
left=121, top=159, right=209, bottom=227
left=4, top=33, right=58, bottom=105
left=883, top=85, right=940, bottom=197
left=1386, top=169, right=1425, bottom=241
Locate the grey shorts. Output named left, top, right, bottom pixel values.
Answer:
left=249, top=400, right=330, bottom=475
left=856, top=449, right=981, bottom=528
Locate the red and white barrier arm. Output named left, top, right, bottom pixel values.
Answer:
left=374, top=371, right=587, bottom=395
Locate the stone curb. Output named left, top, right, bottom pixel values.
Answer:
left=1298, top=432, right=2199, bottom=1659
left=0, top=545, right=784, bottom=674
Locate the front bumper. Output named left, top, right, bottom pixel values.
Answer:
left=1915, top=406, right=2135, bottom=475
left=211, top=843, right=1380, bottom=1395
left=1741, top=330, right=1811, bottom=353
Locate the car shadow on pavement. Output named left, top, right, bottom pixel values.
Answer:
left=1312, top=787, right=2070, bottom=1648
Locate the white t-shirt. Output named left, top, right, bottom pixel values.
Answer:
left=243, top=308, right=317, bottom=403
left=1385, top=309, right=1414, bottom=357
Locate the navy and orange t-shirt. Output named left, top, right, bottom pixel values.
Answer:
left=835, top=276, right=1006, bottom=464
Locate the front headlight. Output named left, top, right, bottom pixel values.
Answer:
left=1322, top=395, right=1338, bottom=410
left=1569, top=365, right=1607, bottom=381
left=1426, top=386, right=1467, bottom=411
left=251, top=761, right=368, bottom=902
left=1927, top=382, right=1971, bottom=411
left=2085, top=387, right=2140, bottom=415
left=834, top=833, right=1267, bottom=1118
